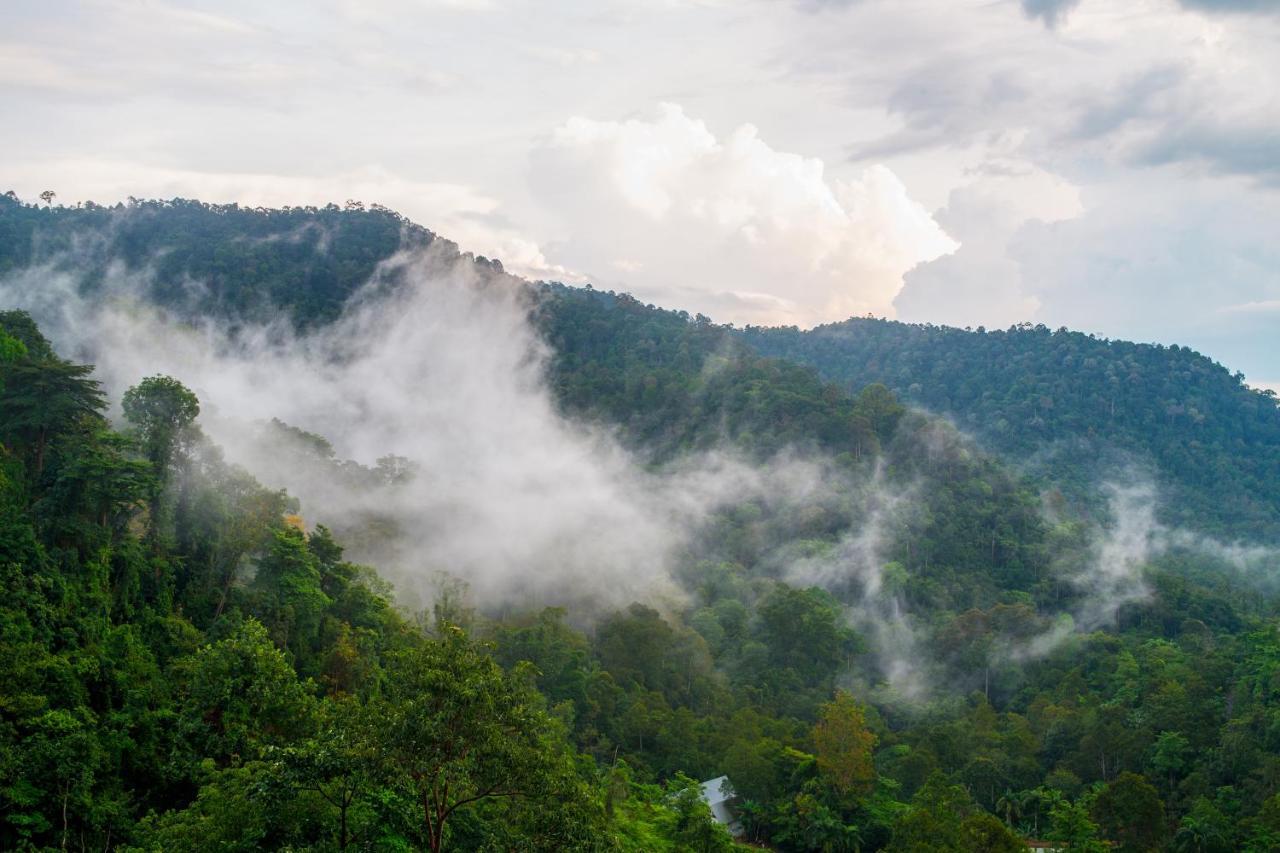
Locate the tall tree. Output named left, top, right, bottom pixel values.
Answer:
left=813, top=690, right=877, bottom=798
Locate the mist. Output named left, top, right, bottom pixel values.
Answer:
left=0, top=244, right=842, bottom=613
left=784, top=462, right=929, bottom=702
left=10, top=237, right=1273, bottom=705
left=1013, top=477, right=1279, bottom=662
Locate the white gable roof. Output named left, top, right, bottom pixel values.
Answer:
left=700, top=775, right=733, bottom=806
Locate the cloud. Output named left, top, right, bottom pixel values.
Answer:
left=100, top=0, right=259, bottom=36
left=1178, top=0, right=1280, bottom=13
left=1135, top=121, right=1280, bottom=185
left=1218, top=299, right=1280, bottom=315
left=529, top=103, right=956, bottom=326
left=808, top=0, right=1280, bottom=192
left=793, top=0, right=864, bottom=10
left=896, top=167, right=1280, bottom=382
left=4, top=0, right=1278, bottom=395
left=895, top=159, right=1082, bottom=328
left=524, top=45, right=603, bottom=67
left=1007, top=176, right=1280, bottom=349
left=1072, top=482, right=1161, bottom=631
left=0, top=43, right=120, bottom=97
left=1021, top=0, right=1083, bottom=27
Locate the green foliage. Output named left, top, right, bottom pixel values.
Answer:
left=4, top=200, right=1280, bottom=852
left=743, top=318, right=1280, bottom=539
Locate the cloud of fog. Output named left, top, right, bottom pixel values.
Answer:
left=1071, top=482, right=1161, bottom=631
left=784, top=463, right=930, bottom=702
left=1013, top=477, right=1278, bottom=661
left=0, top=244, right=840, bottom=614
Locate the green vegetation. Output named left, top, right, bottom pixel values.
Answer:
left=2, top=197, right=1280, bottom=850
left=743, top=318, right=1280, bottom=540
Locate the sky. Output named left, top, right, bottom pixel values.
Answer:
left=1, top=0, right=1277, bottom=389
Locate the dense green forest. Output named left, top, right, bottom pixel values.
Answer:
left=3, top=195, right=1280, bottom=851
left=742, top=320, right=1280, bottom=542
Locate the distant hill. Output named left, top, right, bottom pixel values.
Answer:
left=742, top=319, right=1280, bottom=540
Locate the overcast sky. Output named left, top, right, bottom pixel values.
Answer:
left=2, top=0, right=1277, bottom=388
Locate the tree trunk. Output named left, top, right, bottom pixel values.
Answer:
left=423, top=789, right=439, bottom=853
left=339, top=794, right=349, bottom=850
left=35, top=427, right=48, bottom=478
left=61, top=784, right=69, bottom=852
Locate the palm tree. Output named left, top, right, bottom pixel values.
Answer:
left=996, top=788, right=1022, bottom=828
left=1173, top=815, right=1227, bottom=853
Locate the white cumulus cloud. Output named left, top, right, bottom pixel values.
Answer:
left=529, top=103, right=957, bottom=327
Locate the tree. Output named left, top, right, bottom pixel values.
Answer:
left=374, top=628, right=593, bottom=853
left=885, top=773, right=976, bottom=852
left=1091, top=771, right=1166, bottom=852
left=1151, top=730, right=1189, bottom=793
left=851, top=383, right=905, bottom=443
left=0, top=329, right=25, bottom=392
left=0, top=319, right=105, bottom=476
left=270, top=696, right=380, bottom=850
left=122, top=374, right=200, bottom=471
left=14, top=709, right=103, bottom=851
left=755, top=584, right=857, bottom=695
left=1048, top=799, right=1106, bottom=853
left=813, top=690, right=877, bottom=798
left=994, top=789, right=1021, bottom=829
left=175, top=618, right=314, bottom=766
left=1174, top=814, right=1229, bottom=853
left=958, top=812, right=1027, bottom=853
left=39, top=190, right=55, bottom=206
left=661, top=774, right=738, bottom=853
left=250, top=527, right=332, bottom=661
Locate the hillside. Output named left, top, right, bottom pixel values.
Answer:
left=4, top=195, right=1280, bottom=850
left=742, top=319, right=1280, bottom=541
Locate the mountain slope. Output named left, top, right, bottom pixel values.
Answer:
left=742, top=319, right=1280, bottom=540
left=5, top=195, right=1280, bottom=850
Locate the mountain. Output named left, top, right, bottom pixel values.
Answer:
left=742, top=318, right=1280, bottom=541
left=3, top=194, right=1280, bottom=851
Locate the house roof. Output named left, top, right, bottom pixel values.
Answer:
left=700, top=776, right=734, bottom=806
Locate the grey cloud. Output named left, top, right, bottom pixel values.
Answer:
left=1136, top=122, right=1280, bottom=185
left=1021, top=0, right=1083, bottom=26
left=848, top=63, right=1032, bottom=159
left=1070, top=65, right=1185, bottom=140
left=1179, top=0, right=1280, bottom=13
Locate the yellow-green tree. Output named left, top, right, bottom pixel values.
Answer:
left=813, top=690, right=877, bottom=797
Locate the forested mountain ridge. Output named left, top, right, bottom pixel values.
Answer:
left=742, top=319, right=1280, bottom=541
left=4, top=194, right=1280, bottom=851
left=0, top=192, right=435, bottom=328
left=5, top=192, right=1274, bottom=542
